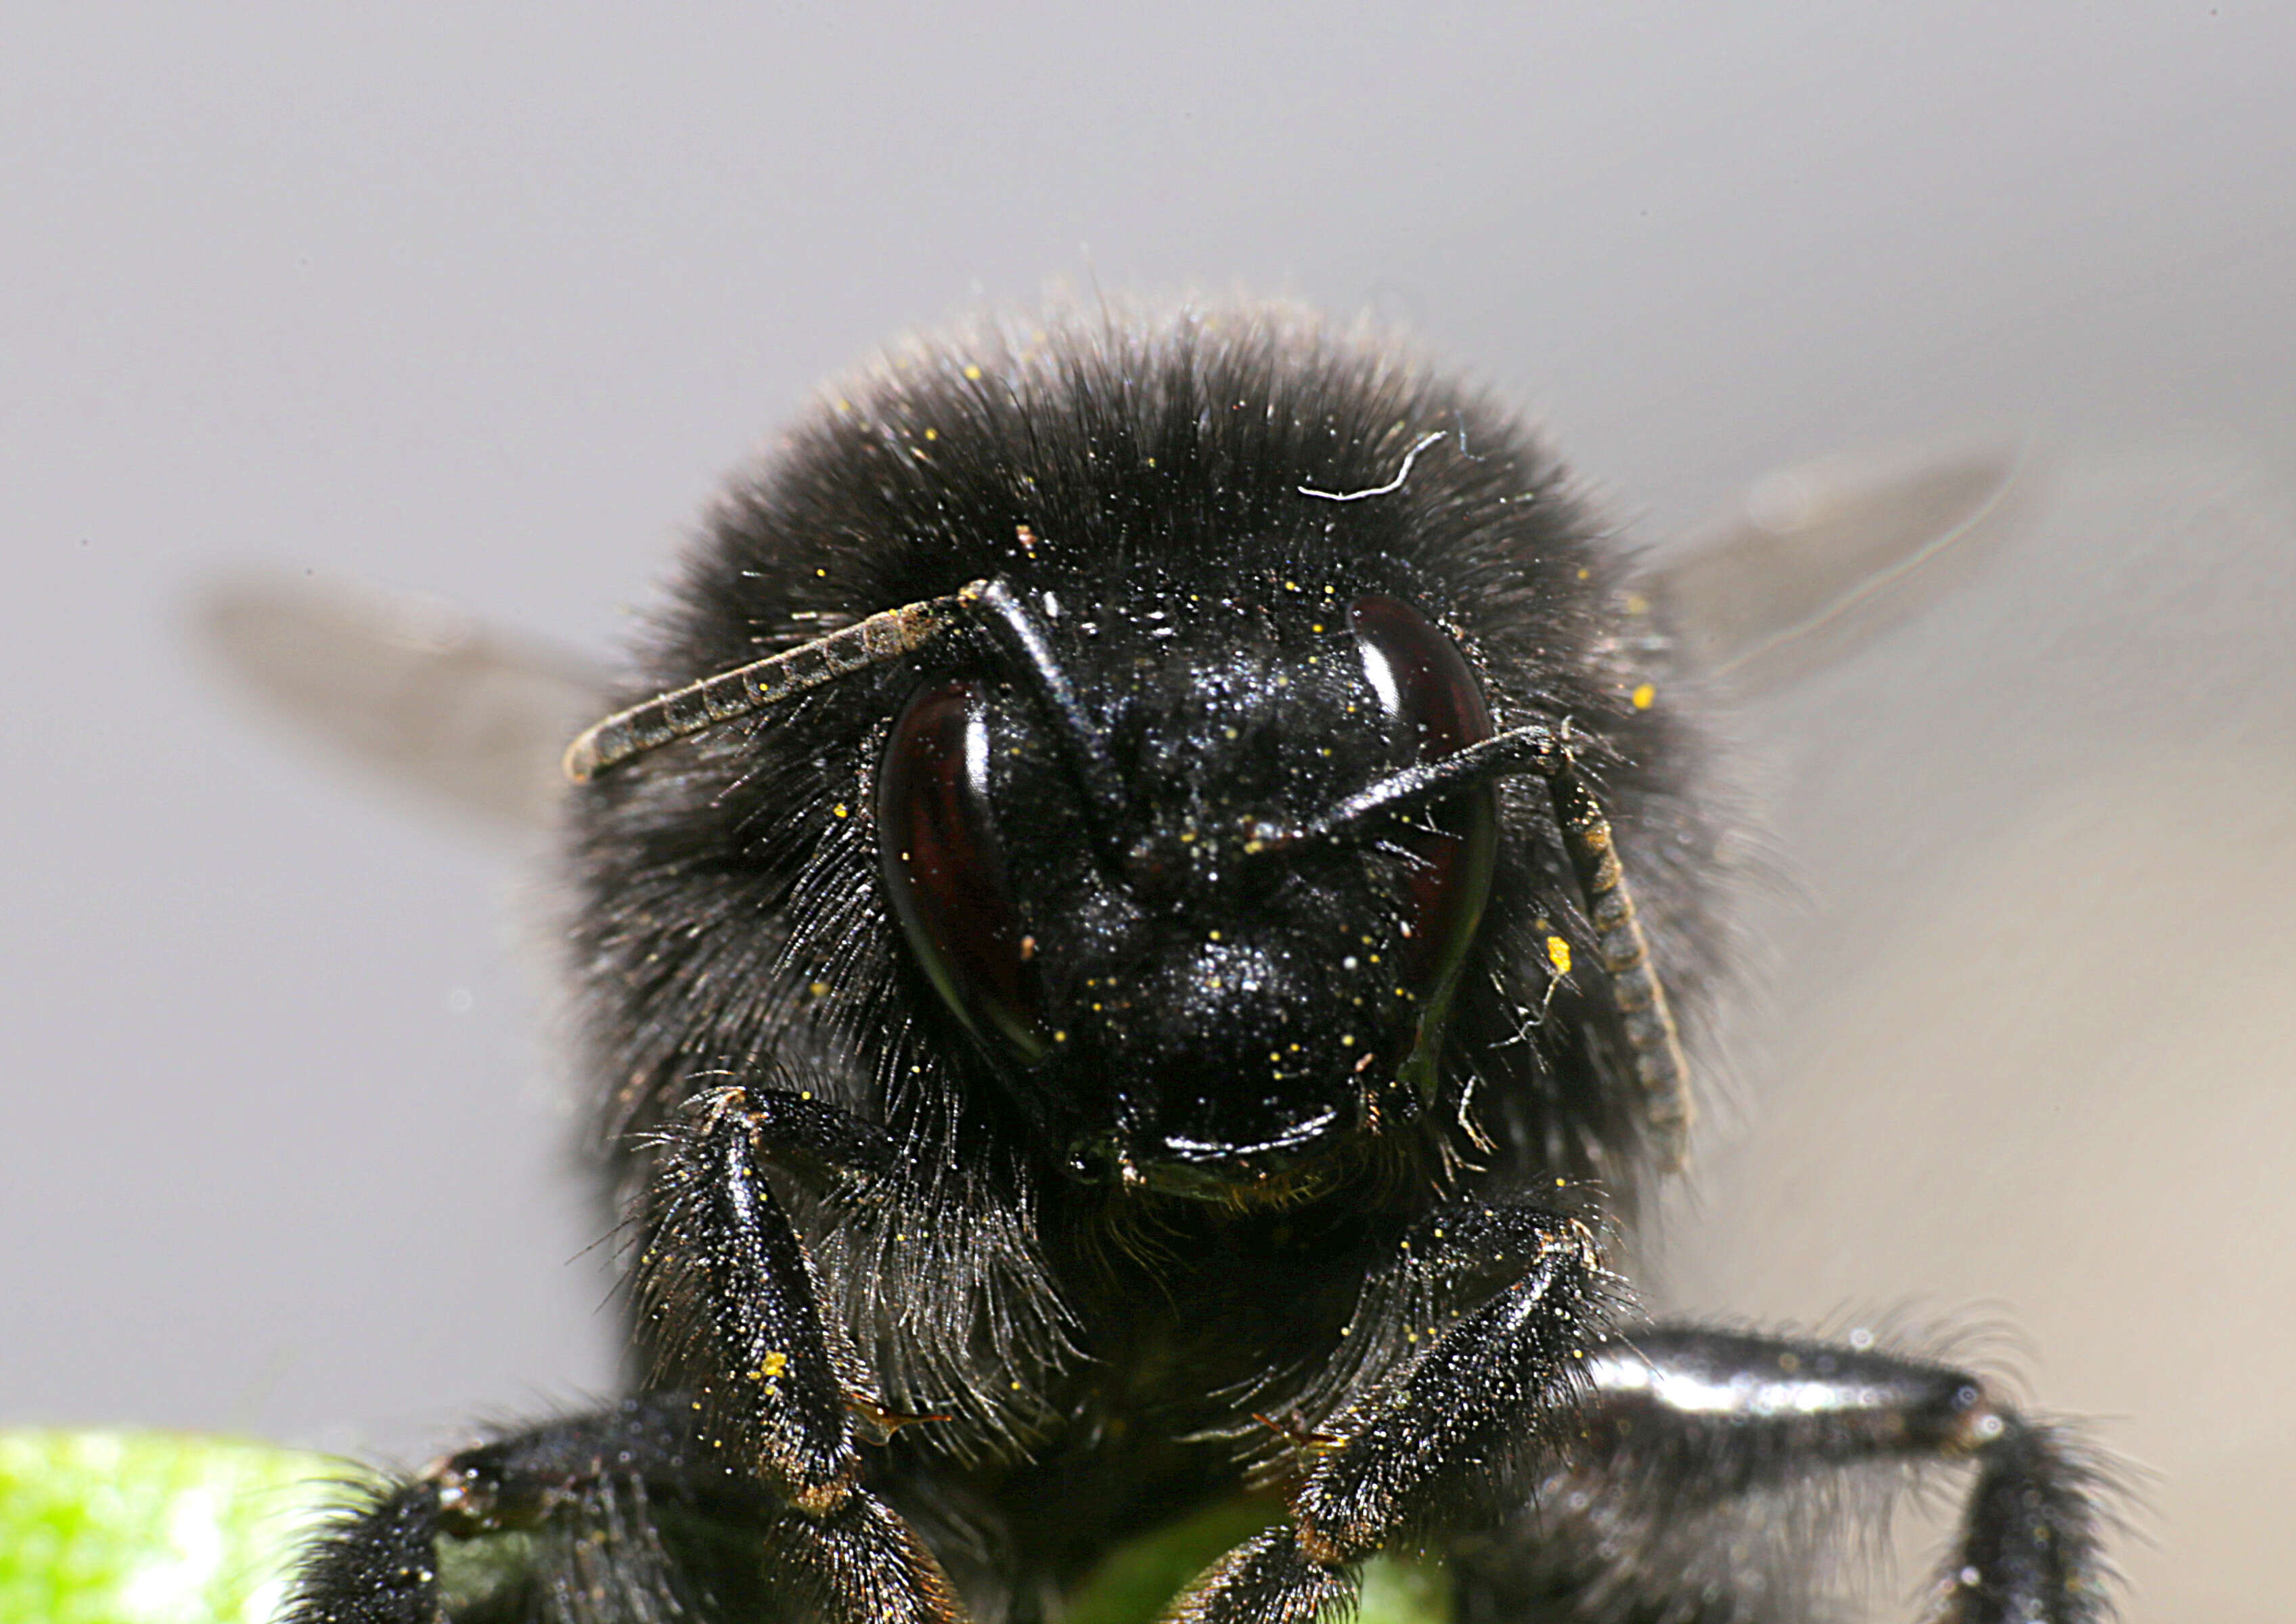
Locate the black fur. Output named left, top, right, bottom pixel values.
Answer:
left=286, top=304, right=2116, bottom=1624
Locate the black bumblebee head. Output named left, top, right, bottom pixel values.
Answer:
left=568, top=305, right=1717, bottom=1209
left=873, top=574, right=1502, bottom=1196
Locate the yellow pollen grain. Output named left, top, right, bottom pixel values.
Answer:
left=963, top=364, right=983, bottom=380
left=1631, top=683, right=1656, bottom=710
left=1546, top=936, right=1573, bottom=974
left=832, top=803, right=849, bottom=817
left=810, top=982, right=830, bottom=997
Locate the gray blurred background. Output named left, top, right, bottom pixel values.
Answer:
left=6, top=6, right=2290, bottom=1619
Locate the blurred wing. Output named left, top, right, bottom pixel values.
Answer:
left=1650, top=430, right=2296, bottom=1617
left=188, top=440, right=2025, bottom=836
left=1644, top=438, right=2027, bottom=694
left=190, top=566, right=610, bottom=833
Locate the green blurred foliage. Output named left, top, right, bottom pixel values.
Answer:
left=0, top=1431, right=1447, bottom=1624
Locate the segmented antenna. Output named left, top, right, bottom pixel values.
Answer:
left=564, top=583, right=1694, bottom=1167
left=1255, top=719, right=1695, bottom=1169
left=1544, top=759, right=1695, bottom=1170
left=561, top=581, right=989, bottom=782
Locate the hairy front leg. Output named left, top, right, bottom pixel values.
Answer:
left=290, top=1085, right=961, bottom=1624
left=635, top=1085, right=895, bottom=1508
left=1167, top=1202, right=1608, bottom=1624
left=631, top=1084, right=962, bottom=1619
left=284, top=1396, right=954, bottom=1624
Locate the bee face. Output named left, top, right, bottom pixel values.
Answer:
left=244, top=303, right=2127, bottom=1624
left=876, top=577, right=1503, bottom=1194
left=569, top=306, right=1719, bottom=1206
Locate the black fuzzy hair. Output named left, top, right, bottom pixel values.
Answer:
left=565, top=300, right=1726, bottom=1458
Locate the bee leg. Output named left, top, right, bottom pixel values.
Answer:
left=637, top=1086, right=964, bottom=1621
left=1166, top=1203, right=1606, bottom=1624
left=284, top=1395, right=958, bottom=1623
left=284, top=1478, right=447, bottom=1624
left=639, top=1086, right=889, bottom=1506
left=1466, top=1327, right=2115, bottom=1624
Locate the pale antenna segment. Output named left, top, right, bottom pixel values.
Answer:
left=1546, top=763, right=1696, bottom=1170
left=562, top=581, right=989, bottom=783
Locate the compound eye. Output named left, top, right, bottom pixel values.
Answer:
left=1349, top=595, right=1500, bottom=993
left=877, top=680, right=1050, bottom=1064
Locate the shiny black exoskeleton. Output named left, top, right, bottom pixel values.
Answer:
left=288, top=307, right=2115, bottom=1624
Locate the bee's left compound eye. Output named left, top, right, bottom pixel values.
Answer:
left=1349, top=595, right=1500, bottom=999
left=877, top=679, right=1052, bottom=1064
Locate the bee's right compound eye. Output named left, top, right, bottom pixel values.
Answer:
left=877, top=679, right=1051, bottom=1065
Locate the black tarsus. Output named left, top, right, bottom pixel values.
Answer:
left=1451, top=1326, right=2119, bottom=1624
left=635, top=1087, right=920, bottom=1512
left=1170, top=1202, right=1606, bottom=1623
left=283, top=1481, right=447, bottom=1624
left=1941, top=1416, right=2117, bottom=1624
left=284, top=1396, right=958, bottom=1624
left=1171, top=1280, right=2117, bottom=1624
left=631, top=1085, right=962, bottom=1619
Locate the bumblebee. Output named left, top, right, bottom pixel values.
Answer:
left=280, top=305, right=2111, bottom=1623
